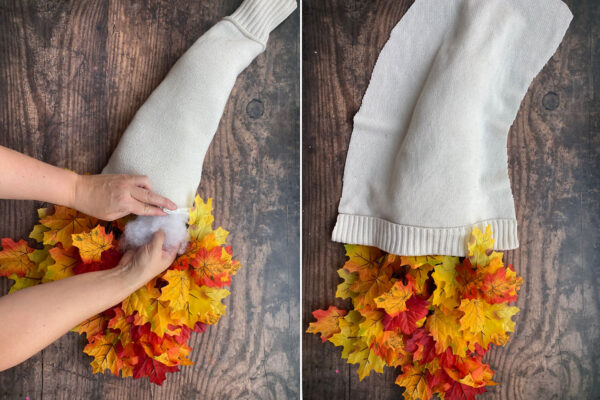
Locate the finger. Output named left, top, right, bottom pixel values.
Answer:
left=130, top=199, right=167, bottom=216
left=131, top=187, right=177, bottom=211
left=149, top=230, right=166, bottom=255
left=118, top=249, right=136, bottom=266
left=131, top=175, right=152, bottom=191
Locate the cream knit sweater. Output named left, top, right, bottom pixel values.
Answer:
left=103, top=0, right=297, bottom=208
left=332, top=0, right=572, bottom=256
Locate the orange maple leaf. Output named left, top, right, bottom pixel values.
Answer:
left=41, top=206, right=98, bottom=249
left=0, top=238, right=35, bottom=277
left=306, top=306, right=347, bottom=342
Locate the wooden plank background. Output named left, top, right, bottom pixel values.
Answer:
left=0, top=1, right=299, bottom=399
left=302, top=1, right=600, bottom=399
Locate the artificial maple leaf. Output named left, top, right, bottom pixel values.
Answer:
left=350, top=263, right=393, bottom=310
left=329, top=310, right=364, bottom=359
left=76, top=314, right=109, bottom=340
left=374, top=279, right=414, bottom=316
left=28, top=207, right=51, bottom=243
left=346, top=340, right=385, bottom=381
left=407, top=263, right=434, bottom=297
left=72, top=248, right=122, bottom=275
left=123, top=285, right=162, bottom=326
left=458, top=299, right=519, bottom=350
left=132, top=345, right=179, bottom=385
left=188, top=196, right=214, bottom=241
left=400, top=255, right=444, bottom=269
left=186, top=284, right=229, bottom=326
left=41, top=206, right=97, bottom=248
left=480, top=265, right=522, bottom=304
left=306, top=306, right=347, bottom=343
left=83, top=331, right=122, bottom=376
left=43, top=246, right=79, bottom=282
left=357, top=308, right=385, bottom=346
left=467, top=226, right=502, bottom=267
left=395, top=363, right=433, bottom=400
left=425, top=307, right=468, bottom=357
left=72, top=225, right=114, bottom=263
left=431, top=256, right=462, bottom=310
left=335, top=268, right=358, bottom=300
left=405, top=328, right=437, bottom=365
left=189, top=246, right=234, bottom=288
left=343, top=244, right=383, bottom=273
left=383, top=296, right=430, bottom=335
left=159, top=269, right=192, bottom=311
left=372, top=330, right=409, bottom=368
left=0, top=238, right=35, bottom=277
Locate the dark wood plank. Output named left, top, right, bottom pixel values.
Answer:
left=0, top=1, right=299, bottom=398
left=301, top=1, right=600, bottom=399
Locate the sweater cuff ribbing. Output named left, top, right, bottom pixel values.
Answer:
left=331, top=214, right=519, bottom=257
left=225, top=0, right=297, bottom=48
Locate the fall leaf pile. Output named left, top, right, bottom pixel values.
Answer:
left=0, top=196, right=240, bottom=385
left=307, top=226, right=523, bottom=400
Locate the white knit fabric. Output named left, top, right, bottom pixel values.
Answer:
left=332, top=0, right=572, bottom=256
left=102, top=0, right=297, bottom=208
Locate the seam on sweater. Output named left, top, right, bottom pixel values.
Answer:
left=222, top=17, right=267, bottom=51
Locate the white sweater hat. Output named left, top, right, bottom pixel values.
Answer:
left=102, top=0, right=297, bottom=208
left=332, top=0, right=572, bottom=256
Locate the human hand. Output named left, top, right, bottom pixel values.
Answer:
left=71, top=174, right=177, bottom=221
left=117, top=230, right=178, bottom=288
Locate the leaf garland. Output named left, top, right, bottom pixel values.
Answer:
left=0, top=195, right=241, bottom=385
left=307, top=225, right=523, bottom=400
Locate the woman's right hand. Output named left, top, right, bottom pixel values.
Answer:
left=116, top=230, right=178, bottom=288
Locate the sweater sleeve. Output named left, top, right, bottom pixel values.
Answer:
left=102, top=0, right=297, bottom=208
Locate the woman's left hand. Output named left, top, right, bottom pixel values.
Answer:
left=71, top=174, right=177, bottom=221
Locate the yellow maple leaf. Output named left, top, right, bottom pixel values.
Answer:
left=374, top=280, right=414, bottom=316
left=188, top=196, right=214, bottom=241
left=400, top=255, right=444, bottom=269
left=431, top=256, right=462, bottom=310
left=407, top=263, right=434, bottom=296
left=467, top=225, right=503, bottom=267
left=458, top=299, right=519, bottom=350
left=335, top=268, right=358, bottom=300
left=329, top=310, right=364, bottom=358
left=395, top=363, right=433, bottom=400
left=357, top=308, right=384, bottom=346
left=72, top=225, right=114, bottom=263
left=343, top=244, right=383, bottom=273
left=159, top=269, right=192, bottom=311
left=83, top=331, right=121, bottom=375
left=43, top=246, right=78, bottom=282
left=346, top=340, right=386, bottom=381
left=41, top=206, right=97, bottom=249
left=350, top=264, right=393, bottom=310
left=425, top=307, right=468, bottom=357
left=122, top=285, right=161, bottom=325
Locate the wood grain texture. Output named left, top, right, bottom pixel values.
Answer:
left=0, top=1, right=299, bottom=399
left=301, top=1, right=600, bottom=399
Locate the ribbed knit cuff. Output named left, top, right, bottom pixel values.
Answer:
left=332, top=214, right=519, bottom=257
left=224, top=0, right=297, bottom=48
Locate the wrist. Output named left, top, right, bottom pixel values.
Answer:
left=67, top=172, right=82, bottom=210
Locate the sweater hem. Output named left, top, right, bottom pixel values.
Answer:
left=331, top=214, right=519, bottom=257
left=225, top=0, right=297, bottom=48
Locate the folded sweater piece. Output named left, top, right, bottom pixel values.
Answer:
left=332, top=0, right=572, bottom=256
left=101, top=0, right=297, bottom=249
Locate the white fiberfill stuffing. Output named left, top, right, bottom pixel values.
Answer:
left=122, top=213, right=189, bottom=254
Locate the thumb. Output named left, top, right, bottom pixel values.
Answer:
left=148, top=230, right=166, bottom=255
